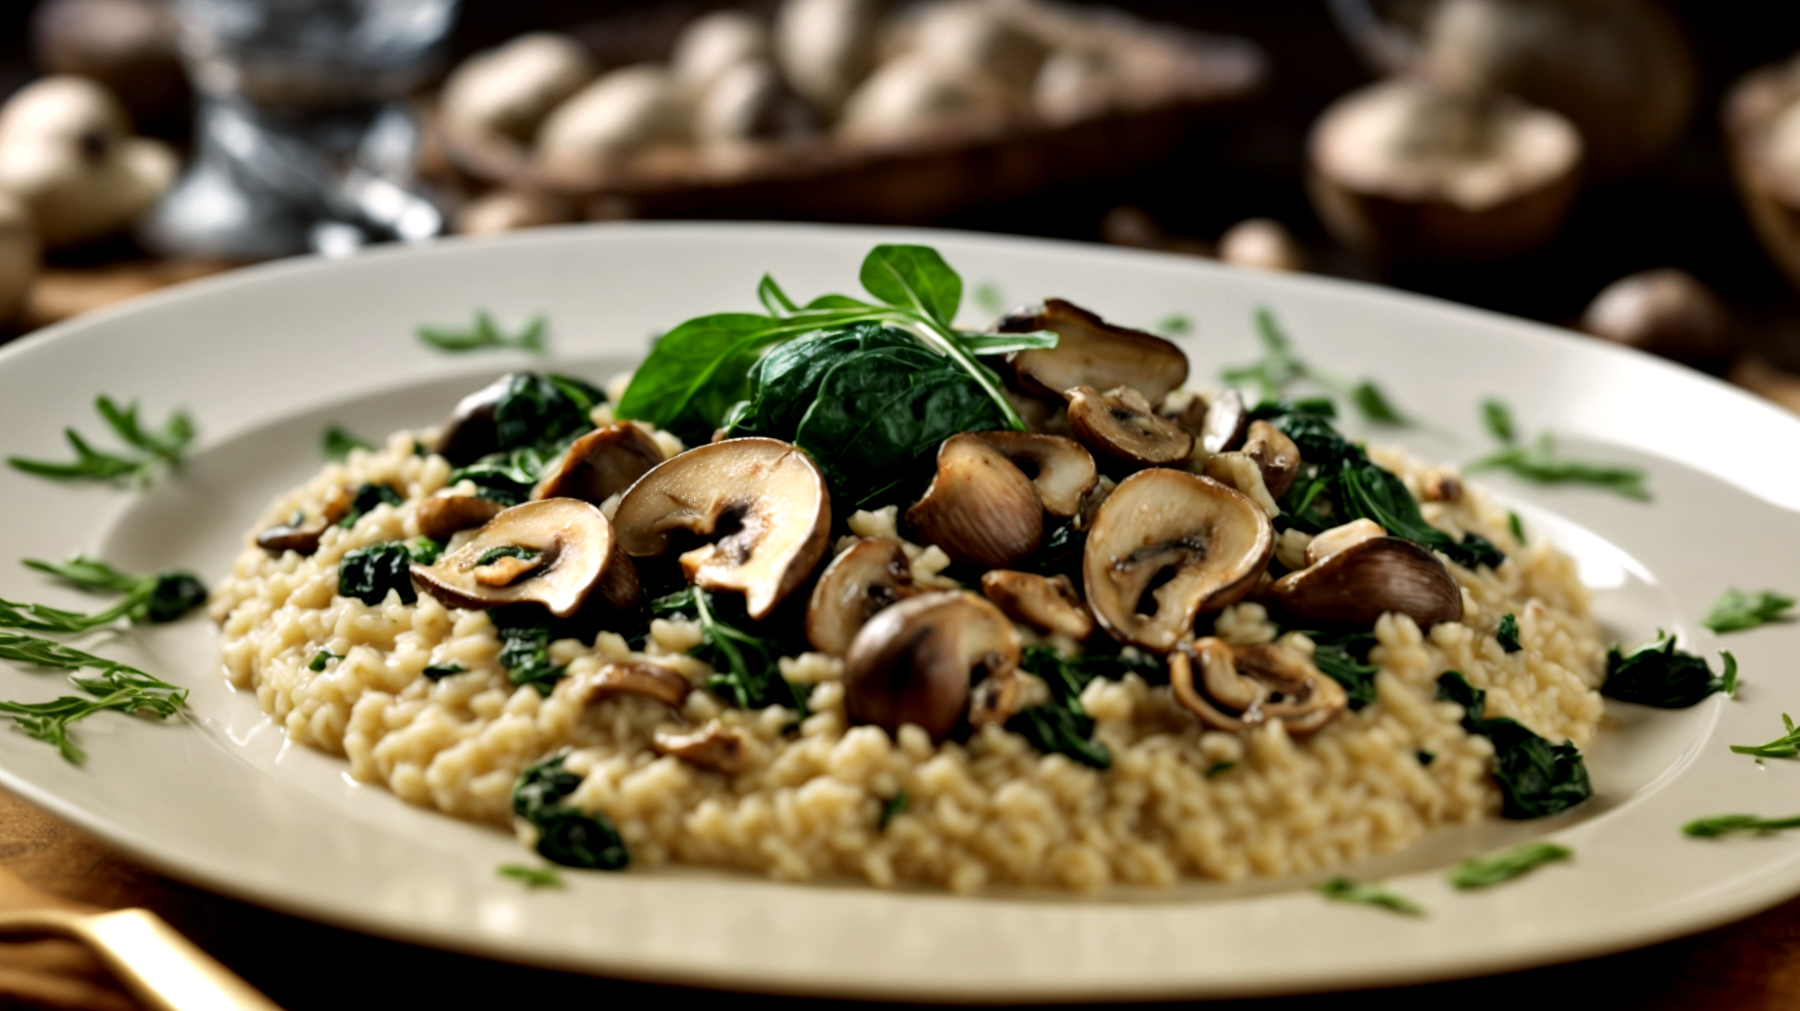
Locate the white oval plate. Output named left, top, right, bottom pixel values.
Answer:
left=1, top=223, right=1798, bottom=1002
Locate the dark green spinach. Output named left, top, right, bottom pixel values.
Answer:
left=651, top=588, right=808, bottom=713
left=337, top=544, right=417, bottom=606
left=1497, top=614, right=1521, bottom=653
left=1603, top=632, right=1736, bottom=708
left=512, top=753, right=629, bottom=870
left=1437, top=672, right=1591, bottom=819
left=491, top=607, right=564, bottom=695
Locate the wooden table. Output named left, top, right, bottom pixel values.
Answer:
left=2, top=785, right=1797, bottom=1010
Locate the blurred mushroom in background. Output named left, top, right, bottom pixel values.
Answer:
left=1099, top=205, right=1211, bottom=257
left=439, top=32, right=596, bottom=157
left=1218, top=218, right=1306, bottom=272
left=1579, top=269, right=1733, bottom=369
left=454, top=189, right=577, bottom=236
left=1727, top=51, right=1800, bottom=297
left=0, top=194, right=39, bottom=326
left=30, top=0, right=190, bottom=136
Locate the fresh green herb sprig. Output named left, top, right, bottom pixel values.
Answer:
left=418, top=311, right=547, bottom=355
left=1683, top=814, right=1800, bottom=838
left=1314, top=877, right=1423, bottom=915
left=1221, top=309, right=1411, bottom=426
left=1603, top=632, right=1736, bottom=709
left=1703, top=589, right=1795, bottom=634
left=498, top=864, right=564, bottom=889
left=1470, top=400, right=1649, bottom=501
left=1729, top=713, right=1800, bottom=759
left=615, top=245, right=1058, bottom=445
left=1448, top=841, right=1572, bottom=888
left=322, top=425, right=373, bottom=461
left=307, top=651, right=342, bottom=672
left=652, top=588, right=809, bottom=714
left=1438, top=672, right=1591, bottom=819
left=1155, top=313, right=1192, bottom=336
left=8, top=396, right=193, bottom=487
left=0, top=633, right=186, bottom=764
left=1, top=557, right=205, bottom=634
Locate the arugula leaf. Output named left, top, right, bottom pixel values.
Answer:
left=1314, top=877, right=1424, bottom=915
left=449, top=447, right=549, bottom=506
left=1155, top=313, right=1192, bottom=335
left=616, top=313, right=788, bottom=445
left=0, top=633, right=186, bottom=764
left=1469, top=401, right=1648, bottom=500
left=1497, top=614, right=1521, bottom=653
left=1437, top=672, right=1592, bottom=819
left=859, top=244, right=962, bottom=325
left=491, top=608, right=564, bottom=695
left=1305, top=631, right=1380, bottom=709
left=512, top=753, right=629, bottom=870
left=1222, top=310, right=1410, bottom=426
left=1703, top=589, right=1795, bottom=634
left=9, top=396, right=194, bottom=486
left=1447, top=841, right=1572, bottom=888
left=418, top=311, right=547, bottom=354
left=1481, top=399, right=1516, bottom=444
left=498, top=864, right=564, bottom=888
left=1683, top=813, right=1800, bottom=838
left=337, top=544, right=417, bottom=606
left=322, top=425, right=373, bottom=461
left=1729, top=712, right=1800, bottom=759
left=879, top=792, right=909, bottom=831
left=1603, top=632, right=1735, bottom=708
left=972, top=281, right=1005, bottom=315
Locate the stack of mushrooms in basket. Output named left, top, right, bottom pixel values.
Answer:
left=390, top=299, right=1467, bottom=754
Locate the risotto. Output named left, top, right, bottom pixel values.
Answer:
left=210, top=274, right=1607, bottom=893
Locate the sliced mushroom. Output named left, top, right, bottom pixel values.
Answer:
left=411, top=498, right=638, bottom=618
left=417, top=493, right=504, bottom=542
left=651, top=721, right=748, bottom=775
left=1066, top=385, right=1194, bottom=469
left=1304, top=518, right=1385, bottom=567
left=563, top=660, right=693, bottom=710
left=980, top=570, right=1094, bottom=640
left=432, top=374, right=512, bottom=466
left=533, top=422, right=665, bottom=505
left=1158, top=389, right=1209, bottom=439
left=1199, top=388, right=1249, bottom=455
left=256, top=485, right=353, bottom=556
left=1266, top=536, right=1463, bottom=630
left=969, top=431, right=1096, bottom=518
left=998, top=299, right=1189, bottom=405
left=905, top=433, right=1042, bottom=569
left=807, top=538, right=921, bottom=657
left=611, top=438, right=829, bottom=620
left=1169, top=637, right=1346, bottom=736
left=1239, top=420, right=1301, bottom=499
left=842, top=591, right=1022, bottom=741
left=1083, top=470, right=1275, bottom=653
left=1418, top=470, right=1463, bottom=503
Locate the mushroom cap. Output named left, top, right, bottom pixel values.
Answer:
left=1265, top=535, right=1464, bottom=631
left=1065, top=385, right=1194, bottom=468
left=998, top=299, right=1190, bottom=405
left=1170, top=637, right=1346, bottom=736
left=533, top=422, right=667, bottom=506
left=612, top=438, right=830, bottom=620
left=970, top=431, right=1096, bottom=517
left=1240, top=419, right=1301, bottom=499
left=433, top=374, right=511, bottom=466
left=905, top=432, right=1043, bottom=569
left=807, top=537, right=920, bottom=657
left=440, top=32, right=595, bottom=146
left=417, top=493, right=505, bottom=542
left=980, top=569, right=1094, bottom=640
left=411, top=498, right=621, bottom=619
left=774, top=0, right=883, bottom=115
left=1083, top=469, right=1275, bottom=653
left=1579, top=268, right=1733, bottom=366
left=536, top=64, right=688, bottom=181
left=1199, top=387, right=1249, bottom=455
left=842, top=590, right=1022, bottom=742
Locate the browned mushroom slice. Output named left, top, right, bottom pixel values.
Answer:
left=417, top=494, right=504, bottom=541
left=843, top=591, right=1022, bottom=741
left=1304, top=518, right=1385, bottom=567
left=412, top=498, right=638, bottom=618
left=564, top=660, right=693, bottom=709
left=997, top=298, right=1190, bottom=405
left=1199, top=388, right=1249, bottom=454
left=1083, top=470, right=1275, bottom=653
left=533, top=422, right=665, bottom=505
left=1158, top=390, right=1209, bottom=439
left=906, top=433, right=1042, bottom=569
left=432, top=373, right=513, bottom=466
left=971, top=432, right=1096, bottom=518
left=651, top=721, right=748, bottom=774
left=1240, top=421, right=1300, bottom=499
left=1065, top=385, right=1194, bottom=468
left=256, top=485, right=354, bottom=556
left=806, top=538, right=921, bottom=657
left=1169, top=637, right=1346, bottom=736
left=1266, top=536, right=1463, bottom=630
left=980, top=570, right=1094, bottom=640
left=611, top=438, right=830, bottom=620
left=1418, top=470, right=1464, bottom=504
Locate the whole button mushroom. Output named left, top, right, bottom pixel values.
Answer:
left=774, top=0, right=884, bottom=118
left=0, top=75, right=177, bottom=248
left=842, top=590, right=1022, bottom=741
left=694, top=60, right=818, bottom=145
left=1083, top=469, right=1274, bottom=653
left=31, top=0, right=188, bottom=133
left=1170, top=637, right=1347, bottom=736
left=906, top=432, right=1044, bottom=569
left=1218, top=218, right=1307, bottom=273
left=1579, top=269, right=1732, bottom=367
left=440, top=33, right=595, bottom=148
left=997, top=299, right=1189, bottom=406
left=611, top=438, right=831, bottom=620
left=671, top=10, right=773, bottom=96
left=1264, top=535, right=1463, bottom=631
left=0, top=192, right=39, bottom=325
left=411, top=498, right=641, bottom=618
left=837, top=52, right=1009, bottom=142
left=536, top=65, right=690, bottom=182
left=909, top=1, right=1048, bottom=93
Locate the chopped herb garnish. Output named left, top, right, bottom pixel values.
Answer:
left=322, top=425, right=374, bottom=461
left=1437, top=672, right=1591, bottom=819
left=1205, top=761, right=1236, bottom=778
left=2, top=557, right=205, bottom=633
left=1682, top=814, right=1800, bottom=838
left=1314, top=877, right=1424, bottom=916
left=0, top=633, right=186, bottom=764
left=1497, top=614, right=1521, bottom=653
left=423, top=663, right=466, bottom=680
left=308, top=651, right=342, bottom=672
left=972, top=281, right=1005, bottom=315
left=8, top=396, right=193, bottom=486
left=879, top=792, right=909, bottom=831
left=1221, top=309, right=1410, bottom=425
left=336, top=483, right=403, bottom=528
left=1469, top=400, right=1649, bottom=500
left=1417, top=750, right=1435, bottom=766
left=1603, top=632, right=1735, bottom=708
left=497, top=864, right=564, bottom=889
left=492, top=609, right=564, bottom=695
left=512, top=753, right=628, bottom=870
left=1702, top=589, right=1795, bottom=634
left=1447, top=841, right=1572, bottom=888
left=418, top=310, right=547, bottom=355
left=650, top=588, right=808, bottom=714
left=405, top=538, right=446, bottom=565
left=1507, top=511, right=1526, bottom=544
left=1729, top=712, right=1800, bottom=759
left=1155, top=313, right=1192, bottom=335
left=337, top=543, right=417, bottom=606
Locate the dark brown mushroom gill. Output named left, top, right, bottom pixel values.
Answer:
left=997, top=298, right=1190, bottom=405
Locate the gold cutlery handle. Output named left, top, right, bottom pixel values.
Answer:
left=0, top=907, right=282, bottom=1011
